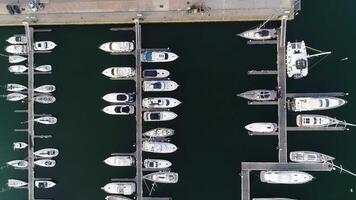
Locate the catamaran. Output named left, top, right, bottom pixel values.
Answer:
left=13, top=142, right=28, bottom=150
left=143, top=80, right=179, bottom=92
left=34, top=85, right=56, bottom=93
left=143, top=128, right=175, bottom=138
left=6, top=93, right=27, bottom=101
left=143, top=172, right=178, bottom=184
left=8, top=179, right=27, bottom=188
left=6, top=34, right=27, bottom=44
left=34, top=159, right=56, bottom=167
left=102, top=67, right=135, bottom=79
left=35, top=64, right=52, bottom=72
left=141, top=51, right=178, bottom=62
left=142, top=97, right=181, bottom=109
left=238, top=89, right=277, bottom=101
left=296, top=114, right=356, bottom=128
left=9, top=65, right=27, bottom=73
left=34, top=148, right=59, bottom=158
left=144, top=159, right=172, bottom=169
left=289, top=97, right=347, bottom=112
left=7, top=160, right=28, bottom=169
left=101, top=182, right=136, bottom=195
left=143, top=111, right=177, bottom=121
left=9, top=55, right=27, bottom=63
left=142, top=141, right=178, bottom=153
left=290, top=151, right=335, bottom=163
left=34, top=116, right=57, bottom=125
left=34, top=95, right=56, bottom=104
left=143, top=69, right=170, bottom=78
left=104, top=156, right=135, bottom=167
left=102, top=93, right=135, bottom=103
left=244, top=122, right=278, bottom=133
left=102, top=105, right=135, bottom=115
left=34, top=41, right=57, bottom=51
left=6, top=83, right=27, bottom=92
left=35, top=180, right=56, bottom=188
left=5, top=45, right=27, bottom=54
left=260, top=171, right=314, bottom=184
left=99, top=41, right=134, bottom=53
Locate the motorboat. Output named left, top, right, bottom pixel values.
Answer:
left=142, top=97, right=181, bottom=109
left=296, top=114, right=356, bottom=128
left=101, top=182, right=136, bottom=195
left=8, top=179, right=27, bottom=188
left=260, top=171, right=314, bottom=184
left=102, top=67, right=135, bottom=79
left=34, top=41, right=57, bottom=51
left=143, top=80, right=179, bottom=92
left=143, top=128, right=175, bottom=138
left=99, top=41, right=134, bottom=53
left=238, top=90, right=277, bottom=101
left=6, top=83, right=27, bottom=92
left=141, top=51, right=179, bottom=62
left=35, top=65, right=52, bottom=72
left=104, top=156, right=135, bottom=167
left=6, top=93, right=27, bottom=101
left=34, top=85, right=56, bottom=93
left=9, top=65, right=27, bottom=73
left=289, top=97, right=347, bottom=112
left=9, top=55, right=27, bottom=63
left=6, top=34, right=27, bottom=44
left=35, top=180, right=56, bottom=188
left=105, top=195, right=132, bottom=200
left=102, top=105, right=135, bottom=115
left=34, top=95, right=56, bottom=104
left=286, top=41, right=331, bottom=79
left=144, top=159, right=172, bottom=169
left=102, top=93, right=135, bottom=103
left=34, top=159, right=56, bottom=167
left=5, top=45, right=27, bottom=55
left=34, top=116, right=58, bottom=125
left=253, top=199, right=296, bottom=200
left=13, top=142, right=28, bottom=150
left=244, top=122, right=278, bottom=133
left=7, top=160, right=28, bottom=169
left=143, top=172, right=178, bottom=184
left=143, top=69, right=170, bottom=78
left=142, top=141, right=178, bottom=153
left=238, top=28, right=277, bottom=40
left=290, top=151, right=335, bottom=163
left=34, top=148, right=59, bottom=158
left=143, top=111, right=177, bottom=121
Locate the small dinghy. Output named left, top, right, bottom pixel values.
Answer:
left=102, top=105, right=135, bottom=115
left=13, top=142, right=28, bottom=150
left=104, top=156, right=135, bottom=167
left=141, top=51, right=179, bottom=62
left=143, top=172, right=179, bottom=184
left=8, top=179, right=27, bottom=188
left=34, top=116, right=57, bottom=125
left=7, top=160, right=28, bottom=168
left=34, top=159, right=56, bottom=167
left=143, top=69, right=170, bottom=78
left=101, top=182, right=136, bottom=195
left=105, top=195, right=132, bottom=200
left=102, top=93, right=135, bottom=103
left=35, top=65, right=52, bottom=72
left=143, top=111, right=177, bottom=122
left=143, top=97, right=181, bottom=109
left=34, top=85, right=56, bottom=93
left=34, top=95, right=56, bottom=104
left=102, top=67, right=135, bottom=79
left=6, top=83, right=27, bottom=92
left=35, top=180, right=56, bottom=188
left=245, top=122, right=278, bottom=133
left=142, top=141, right=178, bottom=153
left=34, top=148, right=59, bottom=158
left=290, top=151, right=335, bottom=163
left=144, top=159, right=172, bottom=169
left=143, top=128, right=175, bottom=138
left=6, top=34, right=27, bottom=44
left=9, top=65, right=27, bottom=73
left=9, top=55, right=27, bottom=63
left=5, top=45, right=27, bottom=55
left=99, top=41, right=134, bottom=53
left=34, top=41, right=57, bottom=51
left=6, top=93, right=27, bottom=101
left=143, top=80, right=179, bottom=92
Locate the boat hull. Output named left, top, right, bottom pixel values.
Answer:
left=260, top=171, right=314, bottom=184
left=289, top=97, right=347, bottom=112
left=143, top=172, right=178, bottom=183
left=142, top=141, right=178, bottom=153
left=143, top=128, right=175, bottom=138
left=245, top=122, right=278, bottom=133
left=34, top=159, right=56, bottom=167
left=238, top=28, right=277, bottom=40
left=102, top=182, right=136, bottom=195
left=99, top=42, right=134, bottom=53
left=102, top=105, right=135, bottom=115
left=104, top=156, right=135, bottom=167
left=290, top=151, right=335, bottom=163
left=102, top=67, right=135, bottom=79
left=143, top=69, right=170, bottom=78
left=34, top=148, right=59, bottom=158
left=144, top=159, right=172, bottom=169
left=143, top=111, right=177, bottom=121
left=142, top=97, right=181, bottom=109
left=238, top=89, right=277, bottom=101
left=143, top=81, right=179, bottom=92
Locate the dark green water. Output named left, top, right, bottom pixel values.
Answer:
left=1, top=1, right=356, bottom=199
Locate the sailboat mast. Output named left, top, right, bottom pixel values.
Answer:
left=307, top=51, right=332, bottom=58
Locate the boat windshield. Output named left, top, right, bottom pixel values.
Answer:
left=117, top=94, right=128, bottom=101
left=153, top=82, right=162, bottom=89
left=150, top=113, right=160, bottom=120
left=116, top=106, right=130, bottom=113
left=164, top=53, right=169, bottom=59
left=258, top=30, right=270, bottom=36
left=144, top=70, right=158, bottom=77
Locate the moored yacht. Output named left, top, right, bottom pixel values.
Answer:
left=9, top=65, right=27, bottom=73
left=99, top=41, right=134, bottom=53
left=34, top=41, right=57, bottom=51
left=238, top=28, right=277, bottom=40
left=5, top=45, right=27, bottom=55
left=142, top=141, right=178, bottom=154
left=9, top=55, right=27, bottom=63
left=7, top=160, right=28, bottom=169
left=143, top=111, right=177, bottom=121
left=102, top=67, right=135, bottom=79
left=7, top=34, right=27, bottom=44
left=34, top=116, right=57, bottom=125
left=102, top=105, right=135, bottom=115
left=143, top=80, right=179, bottom=92
left=143, top=69, right=170, bottom=78
left=13, top=142, right=28, bottom=150
left=260, top=171, right=314, bottom=184
left=34, top=95, right=56, bottom=104
left=244, top=122, right=278, bottom=133
left=289, top=97, right=347, bottom=112
left=104, top=156, right=135, bottom=167
left=141, top=51, right=178, bottom=62
left=34, top=159, right=56, bottom=168
left=8, top=179, right=27, bottom=188
left=238, top=89, right=277, bottom=101
left=143, top=128, right=175, bottom=138
left=101, top=182, right=136, bottom=195
left=143, top=172, right=178, bottom=184
left=143, top=97, right=181, bottom=109
left=296, top=114, right=356, bottom=127
left=105, top=195, right=132, bottom=200
left=34, top=85, right=56, bottom=93
left=35, top=180, right=56, bottom=188
left=102, top=93, right=135, bottom=103
left=144, top=159, right=172, bottom=169
left=290, top=151, right=335, bottom=163
left=35, top=64, right=52, bottom=72
left=6, top=83, right=27, bottom=92
left=34, top=148, right=59, bottom=158
left=6, top=93, right=27, bottom=101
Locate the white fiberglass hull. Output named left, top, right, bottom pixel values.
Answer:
left=102, top=105, right=135, bottom=115
left=99, top=42, right=134, bottom=53
left=34, top=159, right=56, bottom=167
left=104, top=156, right=134, bottom=167
left=34, top=148, right=59, bottom=158
left=5, top=45, right=27, bottom=55
left=245, top=122, right=277, bottom=133
left=143, top=111, right=177, bottom=121
left=143, top=128, right=175, bottom=138
left=142, top=141, right=178, bottom=153
left=143, top=172, right=178, bottom=183
left=34, top=41, right=57, bottom=51
left=35, top=180, right=56, bottom=188
left=7, top=35, right=27, bottom=44
left=8, top=179, right=28, bottom=188
left=143, top=69, right=170, bottom=78
left=102, top=93, right=134, bottom=103
left=238, top=28, right=277, bottom=40
left=296, top=114, right=336, bottom=127
left=290, top=97, right=347, bottom=112
left=141, top=51, right=179, bottom=62
left=102, top=67, right=135, bottom=79
left=143, top=80, right=179, bottom=92
left=7, top=93, right=27, bottom=101
left=34, top=85, right=56, bottom=93
left=34, top=116, right=58, bottom=125
left=9, top=65, right=27, bottom=73
left=260, top=171, right=314, bottom=184
left=144, top=159, right=172, bottom=169
left=9, top=55, right=27, bottom=63
left=142, top=97, right=181, bottom=109
left=35, top=65, right=52, bottom=72
left=101, top=182, right=136, bottom=195
left=13, top=142, right=28, bottom=150
left=6, top=83, right=27, bottom=92
left=34, top=95, right=56, bottom=104
left=290, top=151, right=335, bottom=163
left=7, top=160, right=28, bottom=168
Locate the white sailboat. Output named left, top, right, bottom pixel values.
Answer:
left=141, top=51, right=178, bottom=62
left=34, top=41, right=57, bottom=51
left=101, top=182, right=136, bottom=195
left=296, top=114, right=356, bottom=128
left=35, top=65, right=52, bottom=72
left=9, top=55, right=27, bottom=63
left=34, top=116, right=57, bottom=125
left=102, top=105, right=135, bottom=115
left=7, top=160, right=28, bottom=169
left=143, top=128, right=175, bottom=138
left=34, top=85, right=56, bottom=93
left=143, top=69, right=170, bottom=78
left=34, top=95, right=56, bottom=104
left=104, top=156, right=135, bottom=167
left=244, top=122, right=278, bottom=133
left=289, top=97, right=347, bottom=112
left=34, top=148, right=59, bottom=158
left=6, top=34, right=27, bottom=44
left=238, top=28, right=277, bottom=40
left=9, top=65, right=27, bottom=73
left=5, top=45, right=27, bottom=55
left=290, top=151, right=335, bottom=163
left=238, top=90, right=277, bottom=101
left=142, top=97, right=181, bottom=109
left=260, top=171, right=314, bottom=184
left=34, top=159, right=56, bottom=167
left=102, top=67, right=135, bottom=79
left=143, top=172, right=178, bottom=184
left=13, top=142, right=28, bottom=150
left=99, top=41, right=134, bottom=53
left=6, top=83, right=27, bottom=92
left=143, top=111, right=177, bottom=121
left=142, top=141, right=178, bottom=153
left=144, top=159, right=172, bottom=169
left=6, top=93, right=27, bottom=101
left=143, top=80, right=179, bottom=92
left=8, top=179, right=27, bottom=188
left=35, top=180, right=56, bottom=188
